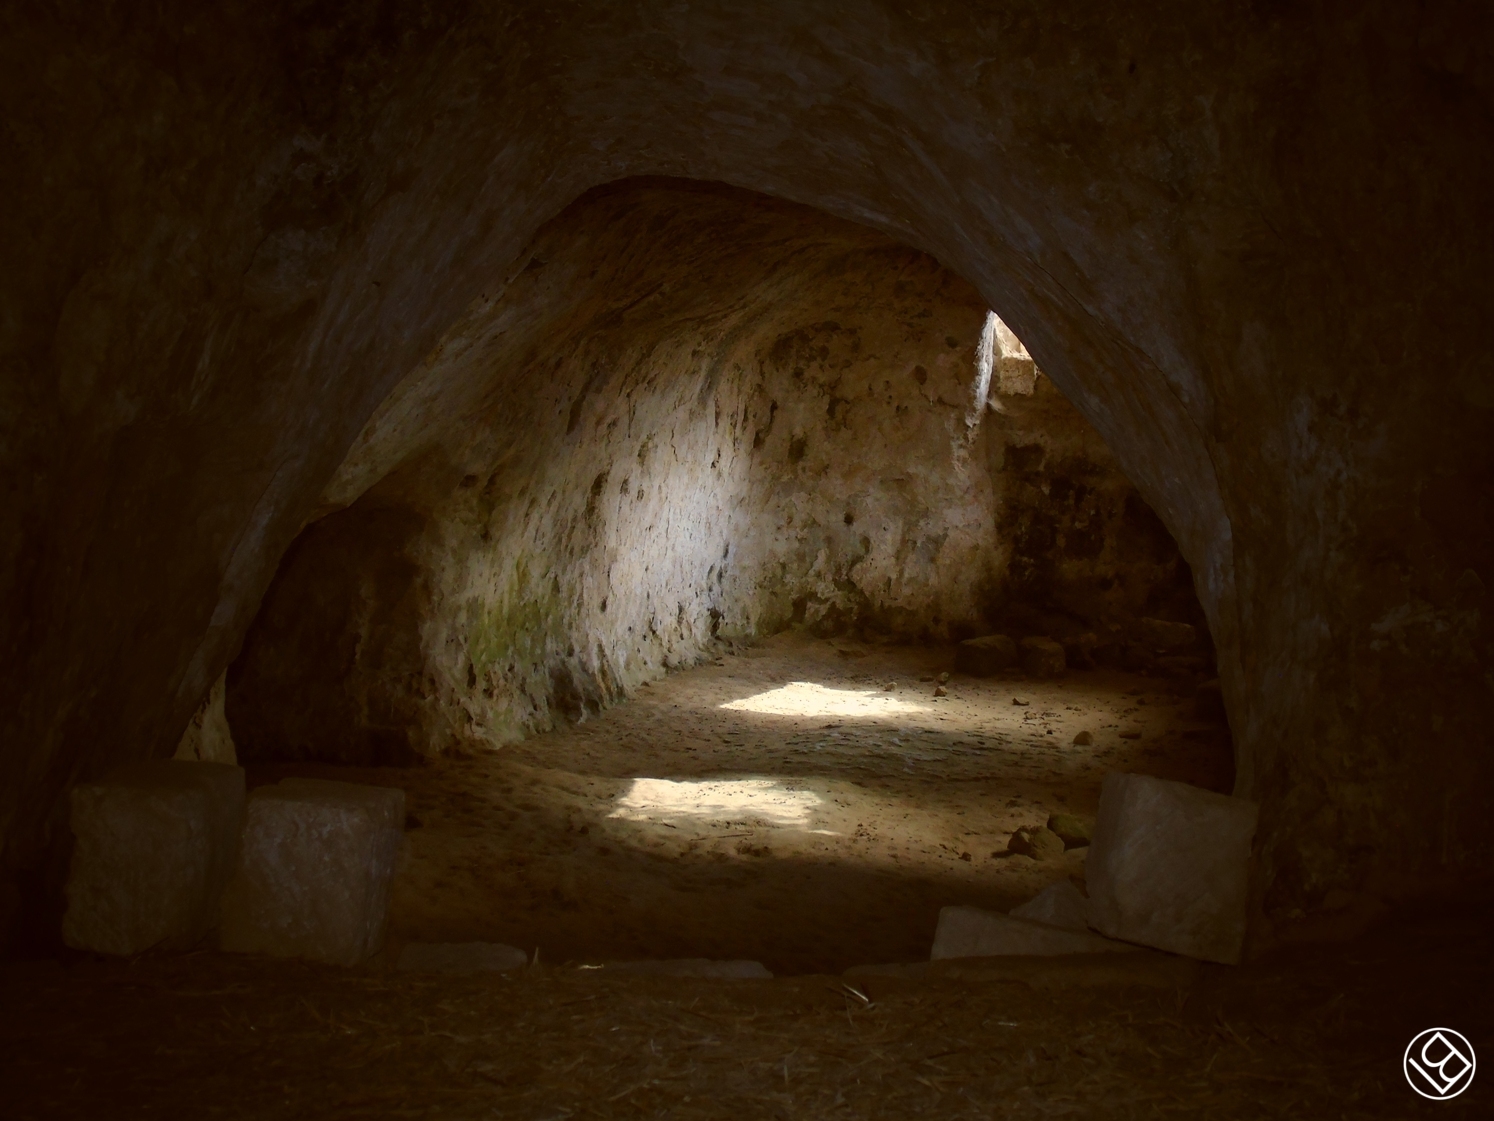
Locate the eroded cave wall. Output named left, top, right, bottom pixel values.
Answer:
left=231, top=188, right=1005, bottom=762
left=3, top=1, right=1490, bottom=944
left=231, top=185, right=1198, bottom=764
left=986, top=373, right=1211, bottom=669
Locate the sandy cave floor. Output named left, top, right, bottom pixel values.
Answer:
left=290, top=632, right=1235, bottom=974
left=3, top=635, right=1491, bottom=1119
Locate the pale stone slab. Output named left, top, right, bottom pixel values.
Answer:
left=1010, top=880, right=1091, bottom=931
left=1085, top=772, right=1258, bottom=964
left=930, top=905, right=1139, bottom=960
left=398, top=941, right=529, bottom=973
left=220, top=778, right=404, bottom=966
left=63, top=761, right=245, bottom=955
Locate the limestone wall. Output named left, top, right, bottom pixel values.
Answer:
left=230, top=184, right=1192, bottom=763
left=3, top=1, right=1490, bottom=944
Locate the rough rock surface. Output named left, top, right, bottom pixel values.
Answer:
left=1, top=2, right=1491, bottom=940
left=172, top=672, right=237, bottom=765
left=1046, top=814, right=1093, bottom=849
left=1007, top=826, right=1066, bottom=862
left=63, top=762, right=244, bottom=955
left=954, top=635, right=1018, bottom=677
left=220, top=779, right=405, bottom=966
left=930, top=905, right=1138, bottom=959
left=1086, top=773, right=1258, bottom=965
left=1018, top=636, right=1067, bottom=677
left=227, top=187, right=1185, bottom=764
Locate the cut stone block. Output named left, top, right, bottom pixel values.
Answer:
left=592, top=958, right=773, bottom=979
left=398, top=941, right=529, bottom=973
left=954, top=634, right=1016, bottom=676
left=63, top=761, right=245, bottom=955
left=220, top=778, right=404, bottom=966
left=1018, top=636, right=1066, bottom=676
left=1086, top=772, right=1258, bottom=964
left=930, top=905, right=1139, bottom=959
left=1010, top=879, right=1091, bottom=931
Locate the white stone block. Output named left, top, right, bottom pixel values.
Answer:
left=930, top=905, right=1139, bottom=959
left=220, top=778, right=404, bottom=966
left=1085, top=773, right=1258, bottom=964
left=1010, top=879, right=1090, bottom=931
left=63, top=761, right=245, bottom=955
left=398, top=941, right=529, bottom=973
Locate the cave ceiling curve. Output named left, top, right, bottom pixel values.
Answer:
left=2, top=0, right=1490, bottom=921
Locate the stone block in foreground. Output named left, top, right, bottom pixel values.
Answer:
left=63, top=761, right=245, bottom=955
left=954, top=634, right=1016, bottom=676
left=930, top=905, right=1138, bottom=959
left=220, top=778, right=404, bottom=966
left=1085, top=773, right=1257, bottom=964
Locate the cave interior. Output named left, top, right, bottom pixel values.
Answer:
left=2, top=4, right=1491, bottom=1117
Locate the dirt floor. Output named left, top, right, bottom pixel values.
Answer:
left=265, top=632, right=1234, bottom=973
left=2, top=636, right=1487, bottom=1118
left=3, top=903, right=1488, bottom=1119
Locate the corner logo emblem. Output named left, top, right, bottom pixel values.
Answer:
left=1405, top=1028, right=1475, bottom=1100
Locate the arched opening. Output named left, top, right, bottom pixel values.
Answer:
left=5, top=5, right=1489, bottom=1113
left=218, top=180, right=1232, bottom=972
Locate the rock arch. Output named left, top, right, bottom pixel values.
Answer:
left=2, top=1, right=1490, bottom=941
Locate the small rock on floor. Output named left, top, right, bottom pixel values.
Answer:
left=1007, top=826, right=1065, bottom=861
left=1047, top=813, right=1093, bottom=848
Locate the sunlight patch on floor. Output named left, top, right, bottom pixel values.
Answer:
left=609, top=777, right=824, bottom=828
left=718, top=681, right=930, bottom=718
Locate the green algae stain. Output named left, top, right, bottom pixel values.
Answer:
left=465, top=558, right=565, bottom=677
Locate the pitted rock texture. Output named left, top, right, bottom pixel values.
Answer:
left=229, top=184, right=1192, bottom=765
left=1, top=2, right=1491, bottom=943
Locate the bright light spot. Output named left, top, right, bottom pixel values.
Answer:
left=719, top=681, right=930, bottom=717
left=609, top=778, right=823, bottom=828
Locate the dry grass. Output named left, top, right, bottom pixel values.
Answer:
left=5, top=908, right=1488, bottom=1121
